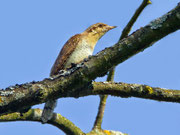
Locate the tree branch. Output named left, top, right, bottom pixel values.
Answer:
left=119, top=0, right=151, bottom=41
left=90, top=82, right=180, bottom=103
left=0, top=108, right=127, bottom=135
left=93, top=0, right=152, bottom=130
left=0, top=3, right=180, bottom=115
left=1, top=81, right=180, bottom=134
left=0, top=109, right=84, bottom=135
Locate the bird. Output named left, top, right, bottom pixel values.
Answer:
left=41, top=23, right=116, bottom=123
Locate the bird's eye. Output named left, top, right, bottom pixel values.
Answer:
left=99, top=24, right=103, bottom=27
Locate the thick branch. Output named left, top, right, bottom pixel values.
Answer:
left=0, top=3, right=180, bottom=115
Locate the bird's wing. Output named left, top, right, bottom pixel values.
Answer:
left=50, top=34, right=81, bottom=76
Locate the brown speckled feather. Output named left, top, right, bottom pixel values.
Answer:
left=50, top=34, right=81, bottom=76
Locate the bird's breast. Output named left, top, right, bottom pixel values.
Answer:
left=64, top=40, right=94, bottom=68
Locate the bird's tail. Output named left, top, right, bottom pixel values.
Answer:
left=41, top=99, right=57, bottom=123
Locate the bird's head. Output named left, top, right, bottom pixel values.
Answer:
left=84, top=23, right=117, bottom=40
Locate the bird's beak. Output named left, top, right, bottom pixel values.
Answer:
left=107, top=25, right=117, bottom=30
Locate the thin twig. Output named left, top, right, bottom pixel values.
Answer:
left=92, top=67, right=115, bottom=130
left=92, top=0, right=151, bottom=130
left=119, top=0, right=151, bottom=41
